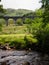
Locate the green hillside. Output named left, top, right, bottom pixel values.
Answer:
left=5, top=9, right=33, bottom=16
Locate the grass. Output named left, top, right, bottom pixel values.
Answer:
left=0, top=34, right=32, bottom=38
left=0, top=34, right=33, bottom=46
left=0, top=24, right=37, bottom=49
left=1, top=24, right=28, bottom=34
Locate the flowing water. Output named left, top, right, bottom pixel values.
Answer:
left=0, top=50, right=49, bottom=65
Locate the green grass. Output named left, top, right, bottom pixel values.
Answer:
left=0, top=34, right=32, bottom=45
left=1, top=24, right=28, bottom=34
left=0, top=24, right=38, bottom=49
left=0, top=34, right=38, bottom=50
left=0, top=34, right=32, bottom=38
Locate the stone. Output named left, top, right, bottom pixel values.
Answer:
left=22, top=62, right=30, bottom=65
left=1, top=61, right=7, bottom=65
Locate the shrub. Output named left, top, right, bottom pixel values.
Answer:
left=0, top=34, right=38, bottom=50
left=8, top=19, right=14, bottom=25
left=16, top=18, right=23, bottom=25
left=35, top=23, right=49, bottom=53
left=30, top=21, right=43, bottom=35
left=9, top=38, right=26, bottom=49
left=0, top=19, right=5, bottom=25
left=24, top=36, right=38, bottom=49
left=27, top=18, right=43, bottom=34
left=24, top=18, right=33, bottom=24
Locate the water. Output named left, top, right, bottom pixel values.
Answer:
left=0, top=50, right=49, bottom=65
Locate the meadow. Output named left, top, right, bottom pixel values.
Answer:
left=0, top=23, right=38, bottom=50
left=1, top=24, right=28, bottom=34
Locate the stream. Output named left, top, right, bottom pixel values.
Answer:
left=0, top=50, right=49, bottom=65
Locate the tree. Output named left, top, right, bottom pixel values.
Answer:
left=41, top=0, right=49, bottom=24
left=16, top=18, right=23, bottom=25
left=24, top=18, right=33, bottom=24
left=0, top=0, right=4, bottom=31
left=0, top=0, right=5, bottom=16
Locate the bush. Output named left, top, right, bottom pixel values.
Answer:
left=9, top=38, right=26, bottom=49
left=16, top=18, right=23, bottom=25
left=24, top=18, right=33, bottom=24
left=0, top=34, right=38, bottom=50
left=24, top=36, right=38, bottom=49
left=29, top=21, right=43, bottom=34
left=27, top=18, right=43, bottom=34
left=0, top=19, right=5, bottom=25
left=8, top=19, right=14, bottom=25
left=35, top=23, right=49, bottom=53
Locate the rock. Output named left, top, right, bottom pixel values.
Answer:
left=1, top=61, right=7, bottom=65
left=5, top=46, right=11, bottom=50
left=0, top=46, right=7, bottom=50
left=29, top=48, right=31, bottom=51
left=22, top=62, right=30, bottom=65
left=1, top=56, right=6, bottom=58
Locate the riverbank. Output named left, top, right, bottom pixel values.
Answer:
left=0, top=34, right=49, bottom=54
left=0, top=34, right=38, bottom=51
left=0, top=50, right=49, bottom=65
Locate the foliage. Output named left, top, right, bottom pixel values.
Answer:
left=9, top=38, right=25, bottom=49
left=8, top=19, right=14, bottom=25
left=5, top=9, right=33, bottom=16
left=40, top=0, right=49, bottom=24
left=16, top=18, right=23, bottom=25
left=0, top=34, right=38, bottom=49
left=0, top=0, right=5, bottom=31
left=0, top=22, right=2, bottom=31
left=27, top=18, right=43, bottom=34
left=34, top=23, right=49, bottom=53
left=24, top=18, right=33, bottom=24
left=0, top=25, right=28, bottom=34
left=0, top=5, right=4, bottom=14
left=35, top=9, right=44, bottom=16
left=0, top=19, right=5, bottom=25
left=0, top=0, right=5, bottom=16
left=0, top=19, right=5, bottom=31
left=24, top=36, right=38, bottom=49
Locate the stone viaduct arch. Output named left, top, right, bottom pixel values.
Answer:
left=0, top=16, right=36, bottom=26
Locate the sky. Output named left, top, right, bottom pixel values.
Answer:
left=0, top=0, right=42, bottom=11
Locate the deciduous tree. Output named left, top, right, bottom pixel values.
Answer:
left=41, top=0, right=49, bottom=24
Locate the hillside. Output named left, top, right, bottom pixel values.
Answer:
left=5, top=9, right=33, bottom=16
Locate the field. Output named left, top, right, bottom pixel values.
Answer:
left=0, top=21, right=37, bottom=49
left=0, top=24, right=28, bottom=34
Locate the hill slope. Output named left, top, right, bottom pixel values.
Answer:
left=5, top=9, right=33, bottom=16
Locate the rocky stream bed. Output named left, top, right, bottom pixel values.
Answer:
left=0, top=50, right=49, bottom=65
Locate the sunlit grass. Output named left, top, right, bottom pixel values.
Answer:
left=1, top=24, right=28, bottom=34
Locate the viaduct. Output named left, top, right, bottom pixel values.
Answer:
left=0, top=15, right=40, bottom=26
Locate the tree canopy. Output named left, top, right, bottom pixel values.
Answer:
left=41, top=0, right=49, bottom=23
left=0, top=0, right=5, bottom=16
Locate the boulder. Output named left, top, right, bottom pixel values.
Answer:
left=22, top=62, right=30, bottom=65
left=1, top=61, right=7, bottom=65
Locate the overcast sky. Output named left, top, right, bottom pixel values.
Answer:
left=0, top=0, right=42, bottom=11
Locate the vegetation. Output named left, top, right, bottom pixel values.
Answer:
left=0, top=25, right=28, bottom=34
left=16, top=18, right=23, bottom=25
left=26, top=0, right=49, bottom=53
left=0, top=34, right=38, bottom=49
left=0, top=0, right=4, bottom=31
left=5, top=9, right=33, bottom=16
left=0, top=0, right=49, bottom=53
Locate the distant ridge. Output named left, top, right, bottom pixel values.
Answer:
left=5, top=8, right=33, bottom=16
